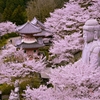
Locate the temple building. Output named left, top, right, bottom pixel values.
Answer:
left=31, top=17, right=53, bottom=45
left=16, top=18, right=52, bottom=59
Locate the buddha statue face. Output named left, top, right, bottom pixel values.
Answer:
left=83, top=30, right=94, bottom=43
left=83, top=19, right=100, bottom=43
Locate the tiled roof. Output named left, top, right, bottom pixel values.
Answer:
left=16, top=21, right=42, bottom=34
left=33, top=29, right=52, bottom=37
left=16, top=42, right=45, bottom=49
left=31, top=17, right=46, bottom=29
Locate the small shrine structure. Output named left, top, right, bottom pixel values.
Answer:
left=16, top=18, right=52, bottom=59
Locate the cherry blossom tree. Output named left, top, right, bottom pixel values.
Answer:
left=0, top=21, right=17, bottom=36
left=44, top=2, right=89, bottom=37
left=23, top=0, right=100, bottom=100
left=1, top=44, right=27, bottom=63
left=0, top=45, right=46, bottom=84
left=1, top=0, right=100, bottom=99
left=45, top=0, right=100, bottom=66
left=49, top=33, right=83, bottom=65
left=45, top=0, right=100, bottom=37
left=23, top=60, right=100, bottom=100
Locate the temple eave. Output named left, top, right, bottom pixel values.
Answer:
left=16, top=42, right=45, bottom=49
left=19, top=31, right=41, bottom=34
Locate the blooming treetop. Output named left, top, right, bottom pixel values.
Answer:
left=23, top=0, right=100, bottom=100
left=44, top=2, right=89, bottom=36
left=0, top=45, right=46, bottom=84
left=0, top=21, right=17, bottom=36
left=23, top=61, right=100, bottom=100
left=49, top=33, right=83, bottom=64
left=45, top=0, right=100, bottom=37
left=45, top=0, right=100, bottom=65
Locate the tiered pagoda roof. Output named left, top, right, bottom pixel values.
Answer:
left=17, top=21, right=42, bottom=34
left=16, top=18, right=53, bottom=49
left=17, top=42, right=45, bottom=49
left=31, top=18, right=52, bottom=37
left=31, top=17, right=45, bottom=29
left=33, top=29, right=52, bottom=37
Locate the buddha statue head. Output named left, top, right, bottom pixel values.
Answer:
left=83, top=19, right=100, bottom=44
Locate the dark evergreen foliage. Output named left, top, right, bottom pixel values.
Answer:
left=26, top=0, right=69, bottom=22
left=0, top=0, right=29, bottom=25
left=0, top=0, right=69, bottom=25
left=54, top=0, right=69, bottom=8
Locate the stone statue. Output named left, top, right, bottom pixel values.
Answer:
left=82, top=19, right=100, bottom=68
left=9, top=80, right=20, bottom=100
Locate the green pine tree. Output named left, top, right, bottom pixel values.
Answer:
left=11, top=5, right=27, bottom=25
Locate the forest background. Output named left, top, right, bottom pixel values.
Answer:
left=0, top=0, right=69, bottom=25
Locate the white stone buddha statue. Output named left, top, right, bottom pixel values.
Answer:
left=82, top=19, right=100, bottom=68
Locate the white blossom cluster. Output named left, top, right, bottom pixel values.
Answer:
left=45, top=2, right=88, bottom=36
left=49, top=33, right=83, bottom=64
left=23, top=60, right=100, bottom=100
left=0, top=59, right=45, bottom=78
left=45, top=0, right=100, bottom=65
left=0, top=21, right=16, bottom=36
left=1, top=0, right=100, bottom=99
left=0, top=45, right=46, bottom=84
left=23, top=0, right=100, bottom=100
left=45, top=0, right=100, bottom=36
